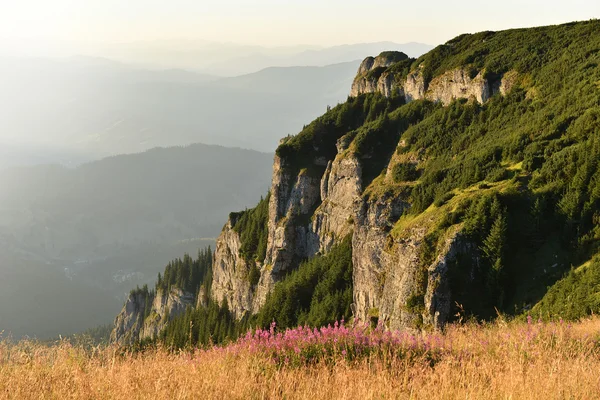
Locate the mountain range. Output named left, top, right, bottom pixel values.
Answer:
left=0, top=57, right=354, bottom=165
left=0, top=42, right=433, bottom=169
left=87, top=41, right=434, bottom=75
left=0, top=144, right=273, bottom=338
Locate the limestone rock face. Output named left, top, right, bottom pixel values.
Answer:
left=351, top=53, right=518, bottom=107
left=353, top=195, right=469, bottom=330
left=253, top=155, right=322, bottom=311
left=111, top=292, right=148, bottom=345
left=111, top=287, right=195, bottom=344
left=352, top=193, right=411, bottom=328
left=426, top=69, right=491, bottom=105
left=357, top=57, right=376, bottom=75
left=423, top=232, right=472, bottom=328
left=309, top=151, right=362, bottom=255
left=211, top=216, right=254, bottom=317
left=350, top=52, right=408, bottom=97
left=355, top=66, right=496, bottom=105
left=351, top=76, right=380, bottom=98
left=403, top=70, right=426, bottom=102
left=140, top=288, right=195, bottom=340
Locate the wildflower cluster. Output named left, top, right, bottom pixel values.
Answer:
left=219, top=320, right=446, bottom=367
left=199, top=316, right=600, bottom=369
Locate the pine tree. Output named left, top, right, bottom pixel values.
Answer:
left=481, top=213, right=508, bottom=308
left=482, top=213, right=507, bottom=266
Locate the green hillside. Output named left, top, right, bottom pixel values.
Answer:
left=277, top=20, right=600, bottom=319
left=122, top=20, right=600, bottom=348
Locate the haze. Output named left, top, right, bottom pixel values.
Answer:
left=2, top=0, right=599, bottom=51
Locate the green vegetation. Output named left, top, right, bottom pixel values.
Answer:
left=353, top=100, right=437, bottom=185
left=378, top=51, right=409, bottom=64
left=231, top=194, right=270, bottom=264
left=276, top=93, right=404, bottom=177
left=414, top=21, right=599, bottom=83
left=255, top=235, right=353, bottom=330
left=532, top=258, right=600, bottom=320
left=130, top=20, right=600, bottom=348
left=154, top=237, right=353, bottom=349
left=159, top=298, right=240, bottom=349
left=391, top=162, right=419, bottom=183
left=156, top=247, right=213, bottom=295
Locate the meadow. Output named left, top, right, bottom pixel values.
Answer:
left=1, top=317, right=600, bottom=399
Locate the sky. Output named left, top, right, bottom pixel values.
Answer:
left=1, top=0, right=599, bottom=52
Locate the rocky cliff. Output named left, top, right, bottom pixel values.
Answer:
left=350, top=51, right=409, bottom=97
left=114, top=49, right=520, bottom=335
left=209, top=52, right=514, bottom=330
left=211, top=216, right=255, bottom=317
left=112, top=287, right=196, bottom=344
left=114, top=20, right=600, bottom=340
left=351, top=52, right=517, bottom=105
left=110, top=291, right=150, bottom=345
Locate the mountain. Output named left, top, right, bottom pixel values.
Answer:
left=91, top=41, right=433, bottom=76
left=0, top=240, right=212, bottom=340
left=215, top=62, right=359, bottom=95
left=0, top=144, right=272, bottom=338
left=0, top=57, right=363, bottom=166
left=112, top=20, right=600, bottom=346
left=0, top=144, right=273, bottom=260
left=203, top=42, right=434, bottom=76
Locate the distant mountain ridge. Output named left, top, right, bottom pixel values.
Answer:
left=0, top=57, right=363, bottom=166
left=0, top=143, right=273, bottom=260
left=202, top=42, right=434, bottom=76
left=0, top=143, right=272, bottom=339
left=89, top=41, right=434, bottom=76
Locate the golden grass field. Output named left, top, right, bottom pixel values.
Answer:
left=2, top=317, right=600, bottom=399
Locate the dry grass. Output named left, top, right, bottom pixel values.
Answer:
left=2, top=318, right=600, bottom=399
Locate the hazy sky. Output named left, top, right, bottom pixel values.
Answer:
left=1, top=0, right=599, bottom=50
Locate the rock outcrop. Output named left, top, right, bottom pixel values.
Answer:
left=427, top=69, right=492, bottom=105
left=253, top=156, right=322, bottom=310
left=309, top=141, right=363, bottom=255
left=352, top=191, right=411, bottom=329
left=111, top=291, right=149, bottom=345
left=350, top=52, right=408, bottom=97
left=111, top=287, right=195, bottom=344
left=190, top=51, right=517, bottom=332
left=211, top=216, right=254, bottom=317
left=351, top=52, right=518, bottom=106
left=139, top=288, right=195, bottom=340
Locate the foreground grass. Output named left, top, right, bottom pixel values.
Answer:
left=2, top=318, right=600, bottom=399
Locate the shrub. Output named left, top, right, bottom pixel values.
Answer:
left=392, top=162, right=418, bottom=182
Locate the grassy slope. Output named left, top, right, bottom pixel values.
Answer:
left=3, top=317, right=600, bottom=399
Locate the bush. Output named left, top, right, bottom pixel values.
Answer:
left=392, top=162, right=419, bottom=182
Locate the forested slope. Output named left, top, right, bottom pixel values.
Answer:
left=114, top=20, right=600, bottom=347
